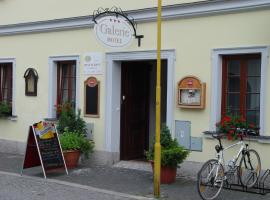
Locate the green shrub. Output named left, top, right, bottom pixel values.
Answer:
left=146, top=124, right=189, bottom=168
left=57, top=103, right=87, bottom=136
left=59, top=129, right=94, bottom=158
left=0, top=102, right=11, bottom=117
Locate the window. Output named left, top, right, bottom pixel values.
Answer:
left=56, top=61, right=76, bottom=110
left=0, top=63, right=13, bottom=111
left=222, top=54, right=261, bottom=128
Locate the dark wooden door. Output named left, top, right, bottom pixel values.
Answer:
left=120, top=62, right=150, bottom=160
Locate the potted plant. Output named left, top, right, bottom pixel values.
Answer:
left=59, top=129, right=94, bottom=168
left=0, top=102, right=12, bottom=117
left=145, top=124, right=189, bottom=184
left=57, top=102, right=94, bottom=168
left=56, top=103, right=87, bottom=136
left=216, top=114, right=258, bottom=140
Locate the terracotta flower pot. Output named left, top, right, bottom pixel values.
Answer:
left=63, top=150, right=80, bottom=169
left=150, top=161, right=177, bottom=184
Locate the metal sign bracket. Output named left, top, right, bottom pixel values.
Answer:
left=93, top=7, right=144, bottom=47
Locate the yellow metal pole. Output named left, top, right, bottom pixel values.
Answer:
left=154, top=0, right=162, bottom=197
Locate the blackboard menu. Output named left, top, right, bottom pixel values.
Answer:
left=33, top=122, right=65, bottom=171
left=86, top=85, right=98, bottom=114
left=36, top=134, right=64, bottom=169
left=84, top=77, right=99, bottom=117
left=22, top=122, right=67, bottom=178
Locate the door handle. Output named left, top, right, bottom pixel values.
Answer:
left=121, top=95, right=126, bottom=105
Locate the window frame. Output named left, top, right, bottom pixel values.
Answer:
left=210, top=47, right=269, bottom=135
left=56, top=61, right=77, bottom=110
left=48, top=56, right=80, bottom=119
left=0, top=63, right=13, bottom=103
left=221, top=54, right=261, bottom=126
left=0, top=58, right=16, bottom=117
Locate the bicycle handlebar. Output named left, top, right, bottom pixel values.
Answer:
left=234, top=127, right=259, bottom=137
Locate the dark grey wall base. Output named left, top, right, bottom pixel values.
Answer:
left=0, top=139, right=26, bottom=155
left=0, top=139, right=120, bottom=166
left=81, top=151, right=120, bottom=166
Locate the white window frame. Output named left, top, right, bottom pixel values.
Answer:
left=48, top=55, right=80, bottom=118
left=0, top=58, right=16, bottom=117
left=210, top=46, right=269, bottom=135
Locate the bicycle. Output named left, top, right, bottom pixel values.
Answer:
left=197, top=128, right=261, bottom=200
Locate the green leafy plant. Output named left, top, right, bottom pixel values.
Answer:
left=216, top=114, right=258, bottom=140
left=56, top=102, right=87, bottom=136
left=145, top=124, right=189, bottom=168
left=57, top=102, right=94, bottom=158
left=59, top=129, right=94, bottom=158
left=0, top=102, right=12, bottom=117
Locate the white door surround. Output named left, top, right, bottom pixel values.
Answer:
left=105, top=50, right=176, bottom=153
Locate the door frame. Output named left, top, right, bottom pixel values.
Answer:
left=105, top=50, right=175, bottom=154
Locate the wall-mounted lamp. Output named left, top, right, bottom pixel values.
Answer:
left=24, top=68, right=38, bottom=96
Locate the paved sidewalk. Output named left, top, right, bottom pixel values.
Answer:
left=0, top=153, right=270, bottom=200
left=0, top=171, right=147, bottom=200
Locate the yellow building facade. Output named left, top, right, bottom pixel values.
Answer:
left=0, top=0, right=270, bottom=168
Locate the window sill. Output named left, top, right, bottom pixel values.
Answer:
left=203, top=131, right=270, bottom=144
left=44, top=118, right=58, bottom=123
left=0, top=115, right=17, bottom=121
left=9, top=115, right=18, bottom=121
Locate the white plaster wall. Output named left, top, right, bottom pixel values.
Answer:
left=0, top=9, right=270, bottom=166
left=0, top=0, right=203, bottom=25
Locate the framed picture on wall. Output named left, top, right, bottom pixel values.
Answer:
left=84, top=77, right=100, bottom=117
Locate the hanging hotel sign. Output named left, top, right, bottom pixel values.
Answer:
left=93, top=7, right=144, bottom=48
left=94, top=16, right=133, bottom=48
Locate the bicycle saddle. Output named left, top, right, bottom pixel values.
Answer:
left=212, top=133, right=225, bottom=139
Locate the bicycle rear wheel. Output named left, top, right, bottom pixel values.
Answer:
left=239, top=149, right=261, bottom=188
left=197, top=159, right=224, bottom=200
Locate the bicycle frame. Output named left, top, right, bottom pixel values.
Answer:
left=216, top=140, right=246, bottom=170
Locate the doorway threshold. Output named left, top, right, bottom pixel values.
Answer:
left=113, top=160, right=152, bottom=172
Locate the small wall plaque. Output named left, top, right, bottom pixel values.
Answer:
left=178, top=76, right=206, bottom=109
left=24, top=68, right=38, bottom=96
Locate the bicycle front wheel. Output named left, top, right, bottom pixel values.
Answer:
left=197, top=159, right=224, bottom=200
left=239, top=149, right=261, bottom=188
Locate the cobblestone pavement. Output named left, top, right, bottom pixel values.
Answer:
left=56, top=166, right=270, bottom=200
left=0, top=172, right=150, bottom=200
left=0, top=153, right=270, bottom=200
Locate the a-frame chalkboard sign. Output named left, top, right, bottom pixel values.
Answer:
left=21, top=121, right=68, bottom=178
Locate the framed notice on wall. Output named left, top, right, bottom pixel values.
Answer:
left=177, top=76, right=206, bottom=109
left=84, top=77, right=100, bottom=117
left=83, top=53, right=102, bottom=75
